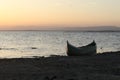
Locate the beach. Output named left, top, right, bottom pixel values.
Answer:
left=0, top=51, right=120, bottom=80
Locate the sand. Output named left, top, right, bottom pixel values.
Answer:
left=0, top=51, right=120, bottom=80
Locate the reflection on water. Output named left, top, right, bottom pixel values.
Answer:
left=0, top=31, right=119, bottom=58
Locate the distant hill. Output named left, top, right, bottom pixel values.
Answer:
left=2, top=26, right=120, bottom=31
left=62, top=26, right=120, bottom=31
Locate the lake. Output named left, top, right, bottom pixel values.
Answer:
left=0, top=31, right=119, bottom=58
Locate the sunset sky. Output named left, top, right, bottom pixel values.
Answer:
left=0, top=0, right=120, bottom=30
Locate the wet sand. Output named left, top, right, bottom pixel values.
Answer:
left=0, top=51, right=120, bottom=80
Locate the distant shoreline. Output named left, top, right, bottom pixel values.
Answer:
left=0, top=30, right=120, bottom=32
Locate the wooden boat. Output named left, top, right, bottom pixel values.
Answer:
left=67, top=40, right=97, bottom=56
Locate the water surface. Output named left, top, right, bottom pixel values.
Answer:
left=0, top=31, right=119, bottom=58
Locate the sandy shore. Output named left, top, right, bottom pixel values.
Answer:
left=0, top=51, right=120, bottom=80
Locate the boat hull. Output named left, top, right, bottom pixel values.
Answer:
left=67, top=41, right=97, bottom=56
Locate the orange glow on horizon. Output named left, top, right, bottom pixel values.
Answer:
left=0, top=0, right=120, bottom=29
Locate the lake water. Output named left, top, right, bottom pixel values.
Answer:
left=0, top=31, right=119, bottom=58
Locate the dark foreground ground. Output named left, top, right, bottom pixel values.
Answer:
left=0, top=51, right=120, bottom=80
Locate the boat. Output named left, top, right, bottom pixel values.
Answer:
left=66, top=40, right=97, bottom=56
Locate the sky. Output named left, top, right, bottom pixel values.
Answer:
left=0, top=0, right=120, bottom=30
